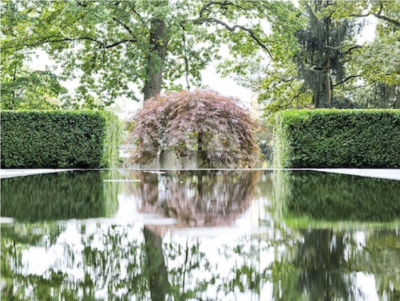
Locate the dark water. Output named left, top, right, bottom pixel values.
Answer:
left=1, top=170, right=400, bottom=300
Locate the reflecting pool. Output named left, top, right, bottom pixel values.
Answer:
left=1, top=170, right=400, bottom=300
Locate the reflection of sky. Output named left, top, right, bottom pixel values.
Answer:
left=14, top=186, right=382, bottom=301
left=4, top=170, right=400, bottom=300
left=19, top=192, right=278, bottom=300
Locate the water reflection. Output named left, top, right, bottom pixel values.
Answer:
left=275, top=171, right=400, bottom=222
left=132, top=170, right=260, bottom=228
left=1, top=170, right=400, bottom=300
left=1, top=171, right=119, bottom=221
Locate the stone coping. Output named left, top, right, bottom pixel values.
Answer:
left=1, top=168, right=399, bottom=181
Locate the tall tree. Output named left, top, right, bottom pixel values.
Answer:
left=255, top=0, right=400, bottom=114
left=293, top=0, right=360, bottom=108
left=331, top=0, right=400, bottom=108
left=2, top=0, right=274, bottom=104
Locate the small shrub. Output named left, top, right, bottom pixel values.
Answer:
left=127, top=90, right=262, bottom=167
left=273, top=109, right=400, bottom=168
left=1, top=110, right=121, bottom=168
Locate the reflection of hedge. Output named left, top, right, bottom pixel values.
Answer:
left=1, top=171, right=118, bottom=221
left=1, top=110, right=121, bottom=168
left=278, top=171, right=400, bottom=222
left=273, top=109, right=400, bottom=168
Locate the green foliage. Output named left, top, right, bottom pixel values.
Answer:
left=218, top=0, right=400, bottom=117
left=0, top=52, right=67, bottom=110
left=1, top=110, right=121, bottom=168
left=295, top=1, right=359, bottom=108
left=273, top=109, right=400, bottom=168
left=329, top=0, right=400, bottom=85
left=1, top=0, right=275, bottom=102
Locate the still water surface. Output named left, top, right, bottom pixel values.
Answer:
left=1, top=170, right=400, bottom=300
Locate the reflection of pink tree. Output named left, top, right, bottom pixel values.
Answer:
left=125, top=170, right=260, bottom=300
left=130, top=170, right=260, bottom=228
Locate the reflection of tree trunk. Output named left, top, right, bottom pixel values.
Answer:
left=198, top=171, right=203, bottom=198
left=144, top=227, right=170, bottom=301
left=294, top=229, right=351, bottom=300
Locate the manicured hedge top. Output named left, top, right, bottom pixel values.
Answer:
left=1, top=110, right=121, bottom=168
left=273, top=109, right=400, bottom=168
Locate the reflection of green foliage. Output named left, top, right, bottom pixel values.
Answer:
left=271, top=228, right=400, bottom=301
left=2, top=170, right=400, bottom=300
left=0, top=223, right=215, bottom=301
left=268, top=175, right=400, bottom=301
left=276, top=171, right=400, bottom=222
left=1, top=171, right=119, bottom=222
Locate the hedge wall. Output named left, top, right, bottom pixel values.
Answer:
left=1, top=110, right=121, bottom=168
left=273, top=109, right=400, bottom=168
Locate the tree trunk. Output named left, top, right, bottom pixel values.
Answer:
left=325, top=15, right=332, bottom=108
left=197, top=131, right=208, bottom=168
left=326, top=56, right=332, bottom=108
left=395, top=84, right=400, bottom=109
left=143, top=16, right=169, bottom=101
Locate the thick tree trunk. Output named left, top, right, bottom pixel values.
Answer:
left=143, top=17, right=169, bottom=101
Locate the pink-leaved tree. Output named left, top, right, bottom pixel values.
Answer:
left=127, top=90, right=261, bottom=167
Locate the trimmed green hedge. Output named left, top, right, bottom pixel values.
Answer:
left=274, top=109, right=400, bottom=168
left=1, top=110, right=121, bottom=168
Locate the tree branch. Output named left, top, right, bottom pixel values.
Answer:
left=112, top=17, right=135, bottom=36
left=104, top=39, right=136, bottom=49
left=199, top=1, right=245, bottom=18
left=342, top=81, right=376, bottom=91
left=351, top=3, right=400, bottom=28
left=110, top=1, right=136, bottom=36
left=325, top=44, right=360, bottom=50
left=372, top=13, right=400, bottom=28
left=185, top=18, right=272, bottom=58
left=345, top=45, right=363, bottom=55
left=23, top=37, right=136, bottom=49
left=333, top=75, right=362, bottom=87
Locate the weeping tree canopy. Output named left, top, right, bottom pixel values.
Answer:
left=294, top=1, right=359, bottom=108
left=127, top=90, right=261, bottom=167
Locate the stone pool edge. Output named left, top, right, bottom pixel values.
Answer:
left=0, top=169, right=81, bottom=179
left=1, top=168, right=400, bottom=181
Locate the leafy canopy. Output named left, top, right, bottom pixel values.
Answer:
left=2, top=0, right=275, bottom=105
